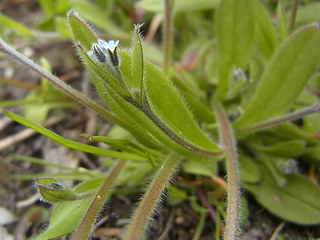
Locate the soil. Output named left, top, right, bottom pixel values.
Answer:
left=0, top=1, right=319, bottom=240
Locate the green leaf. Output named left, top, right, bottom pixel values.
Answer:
left=296, top=2, right=320, bottom=26
left=302, top=146, right=320, bottom=167
left=38, top=0, right=55, bottom=15
left=215, top=0, right=255, bottom=99
left=253, top=0, right=278, bottom=58
left=138, top=0, right=219, bottom=12
left=258, top=154, right=287, bottom=187
left=244, top=168, right=320, bottom=224
left=271, top=123, right=320, bottom=145
left=71, top=0, right=129, bottom=39
left=92, top=51, right=221, bottom=157
left=130, top=25, right=144, bottom=103
left=56, top=17, right=72, bottom=38
left=5, top=111, right=146, bottom=161
left=36, top=178, right=93, bottom=203
left=73, top=177, right=104, bottom=193
left=0, top=13, right=34, bottom=38
left=167, top=186, right=187, bottom=205
left=88, top=69, right=163, bottom=150
left=83, top=135, right=164, bottom=158
left=92, top=64, right=191, bottom=156
left=67, top=9, right=97, bottom=51
left=189, top=196, right=208, bottom=213
left=277, top=0, right=287, bottom=42
left=238, top=155, right=260, bottom=183
left=32, top=178, right=101, bottom=240
left=251, top=140, right=306, bottom=158
left=182, top=91, right=216, bottom=124
left=182, top=158, right=217, bottom=177
left=32, top=199, right=93, bottom=240
left=143, top=54, right=221, bottom=153
left=234, top=26, right=320, bottom=129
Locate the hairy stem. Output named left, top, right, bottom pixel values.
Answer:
left=289, top=0, right=300, bottom=33
left=163, top=0, right=173, bottom=75
left=215, top=103, right=240, bottom=240
left=237, top=102, right=320, bottom=134
left=71, top=159, right=126, bottom=240
left=0, top=38, right=129, bottom=130
left=123, top=154, right=181, bottom=240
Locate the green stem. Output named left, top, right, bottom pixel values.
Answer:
left=163, top=0, right=173, bottom=75
left=71, top=159, right=126, bottom=240
left=289, top=0, right=300, bottom=33
left=237, top=101, right=320, bottom=134
left=123, top=154, right=181, bottom=240
left=192, top=212, right=206, bottom=240
left=215, top=103, right=240, bottom=240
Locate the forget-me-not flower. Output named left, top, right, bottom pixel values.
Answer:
left=92, top=39, right=119, bottom=67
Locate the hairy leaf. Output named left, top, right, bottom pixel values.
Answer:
left=32, top=178, right=102, bottom=240
left=234, top=26, right=320, bottom=129
left=130, top=25, right=144, bottom=103
left=251, top=140, right=306, bottom=158
left=215, top=0, right=255, bottom=99
left=143, top=54, right=220, bottom=153
left=239, top=155, right=260, bottom=183
left=253, top=0, right=277, bottom=58
left=244, top=167, right=320, bottom=224
left=68, top=9, right=97, bottom=50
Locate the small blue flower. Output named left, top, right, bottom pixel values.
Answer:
left=98, top=39, right=119, bottom=53
left=92, top=39, right=120, bottom=66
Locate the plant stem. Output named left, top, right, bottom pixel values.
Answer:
left=237, top=102, right=320, bottom=134
left=0, top=38, right=128, bottom=130
left=215, top=103, right=240, bottom=240
left=163, top=0, right=173, bottom=75
left=71, top=159, right=126, bottom=240
left=289, top=0, right=300, bottom=33
left=123, top=154, right=181, bottom=240
left=192, top=212, right=206, bottom=240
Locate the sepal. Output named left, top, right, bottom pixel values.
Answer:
left=36, top=178, right=93, bottom=203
